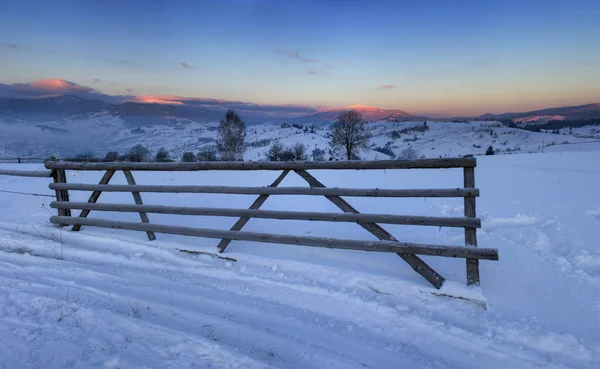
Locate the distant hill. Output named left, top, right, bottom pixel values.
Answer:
left=2, top=95, right=114, bottom=121
left=293, top=105, right=413, bottom=124
left=0, top=95, right=291, bottom=125
left=480, top=103, right=600, bottom=123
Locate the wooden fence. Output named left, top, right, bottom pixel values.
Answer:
left=44, top=158, right=498, bottom=289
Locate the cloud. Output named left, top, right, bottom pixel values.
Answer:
left=93, top=78, right=101, bottom=83
left=1, top=43, right=20, bottom=49
left=306, top=69, right=318, bottom=74
left=116, top=60, right=131, bottom=64
left=133, top=95, right=317, bottom=114
left=0, top=79, right=132, bottom=104
left=380, top=85, right=395, bottom=89
left=275, top=49, right=316, bottom=63
left=181, top=62, right=194, bottom=69
left=0, top=79, right=319, bottom=115
left=0, top=79, right=96, bottom=98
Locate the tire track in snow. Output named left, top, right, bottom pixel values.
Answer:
left=1, top=234, right=596, bottom=369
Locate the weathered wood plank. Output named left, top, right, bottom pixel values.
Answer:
left=294, top=169, right=446, bottom=289
left=0, top=169, right=53, bottom=177
left=218, top=169, right=290, bottom=252
left=464, top=167, right=480, bottom=286
left=45, top=157, right=477, bottom=171
left=50, top=201, right=482, bottom=228
left=72, top=170, right=115, bottom=232
left=50, top=216, right=499, bottom=260
left=122, top=170, right=156, bottom=241
left=48, top=183, right=480, bottom=198
left=51, top=168, right=71, bottom=223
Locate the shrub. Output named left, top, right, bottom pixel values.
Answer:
left=181, top=152, right=196, bottom=162
left=291, top=142, right=308, bottom=161
left=399, top=146, right=419, bottom=159
left=373, top=144, right=395, bottom=158
left=127, top=145, right=150, bottom=162
left=155, top=147, right=172, bottom=162
left=197, top=146, right=217, bottom=161
left=104, top=151, right=120, bottom=161
left=74, top=152, right=95, bottom=161
left=265, top=142, right=285, bottom=161
left=312, top=148, right=325, bottom=161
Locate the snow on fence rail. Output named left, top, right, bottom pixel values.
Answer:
left=43, top=158, right=497, bottom=289
left=0, top=168, right=54, bottom=178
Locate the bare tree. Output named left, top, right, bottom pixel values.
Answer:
left=197, top=146, right=217, bottom=161
left=312, top=148, right=325, bottom=161
left=155, top=147, right=172, bottom=162
left=181, top=152, right=196, bottom=162
left=127, top=144, right=150, bottom=162
left=399, top=146, right=419, bottom=159
left=329, top=110, right=371, bottom=160
left=217, top=110, right=246, bottom=161
left=291, top=142, right=308, bottom=161
left=105, top=151, right=120, bottom=162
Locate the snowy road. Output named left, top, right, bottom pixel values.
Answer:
left=1, top=152, right=599, bottom=368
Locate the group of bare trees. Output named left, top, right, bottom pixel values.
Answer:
left=265, top=109, right=372, bottom=161
left=101, top=109, right=246, bottom=163
left=102, top=108, right=415, bottom=163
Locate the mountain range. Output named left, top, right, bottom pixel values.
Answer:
left=480, top=103, right=600, bottom=123
left=1, top=93, right=599, bottom=127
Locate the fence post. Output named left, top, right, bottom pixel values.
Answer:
left=464, top=166, right=479, bottom=286
left=51, top=156, right=71, bottom=224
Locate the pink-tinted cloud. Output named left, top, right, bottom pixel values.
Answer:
left=133, top=95, right=317, bottom=114
left=0, top=79, right=319, bottom=114
left=380, top=85, right=395, bottom=89
left=275, top=49, right=316, bottom=62
left=134, top=95, right=186, bottom=105
left=306, top=69, right=318, bottom=74
left=0, top=79, right=131, bottom=104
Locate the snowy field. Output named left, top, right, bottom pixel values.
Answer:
left=2, top=115, right=599, bottom=160
left=1, top=152, right=600, bottom=368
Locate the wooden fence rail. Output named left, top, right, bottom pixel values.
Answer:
left=50, top=201, right=481, bottom=228
left=49, top=183, right=479, bottom=198
left=41, top=157, right=495, bottom=289
left=0, top=169, right=53, bottom=178
left=46, top=157, right=476, bottom=171
left=49, top=216, right=498, bottom=260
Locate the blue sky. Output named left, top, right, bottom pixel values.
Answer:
left=1, top=0, right=599, bottom=115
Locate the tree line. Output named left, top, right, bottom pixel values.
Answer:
left=86, top=108, right=403, bottom=163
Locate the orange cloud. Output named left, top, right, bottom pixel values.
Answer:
left=30, top=79, right=86, bottom=92
left=133, top=95, right=185, bottom=105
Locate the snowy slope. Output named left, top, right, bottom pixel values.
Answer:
left=2, top=114, right=600, bottom=159
left=1, top=152, right=600, bottom=368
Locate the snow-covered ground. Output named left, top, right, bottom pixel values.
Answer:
left=1, top=152, right=600, bottom=368
left=2, top=115, right=599, bottom=160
